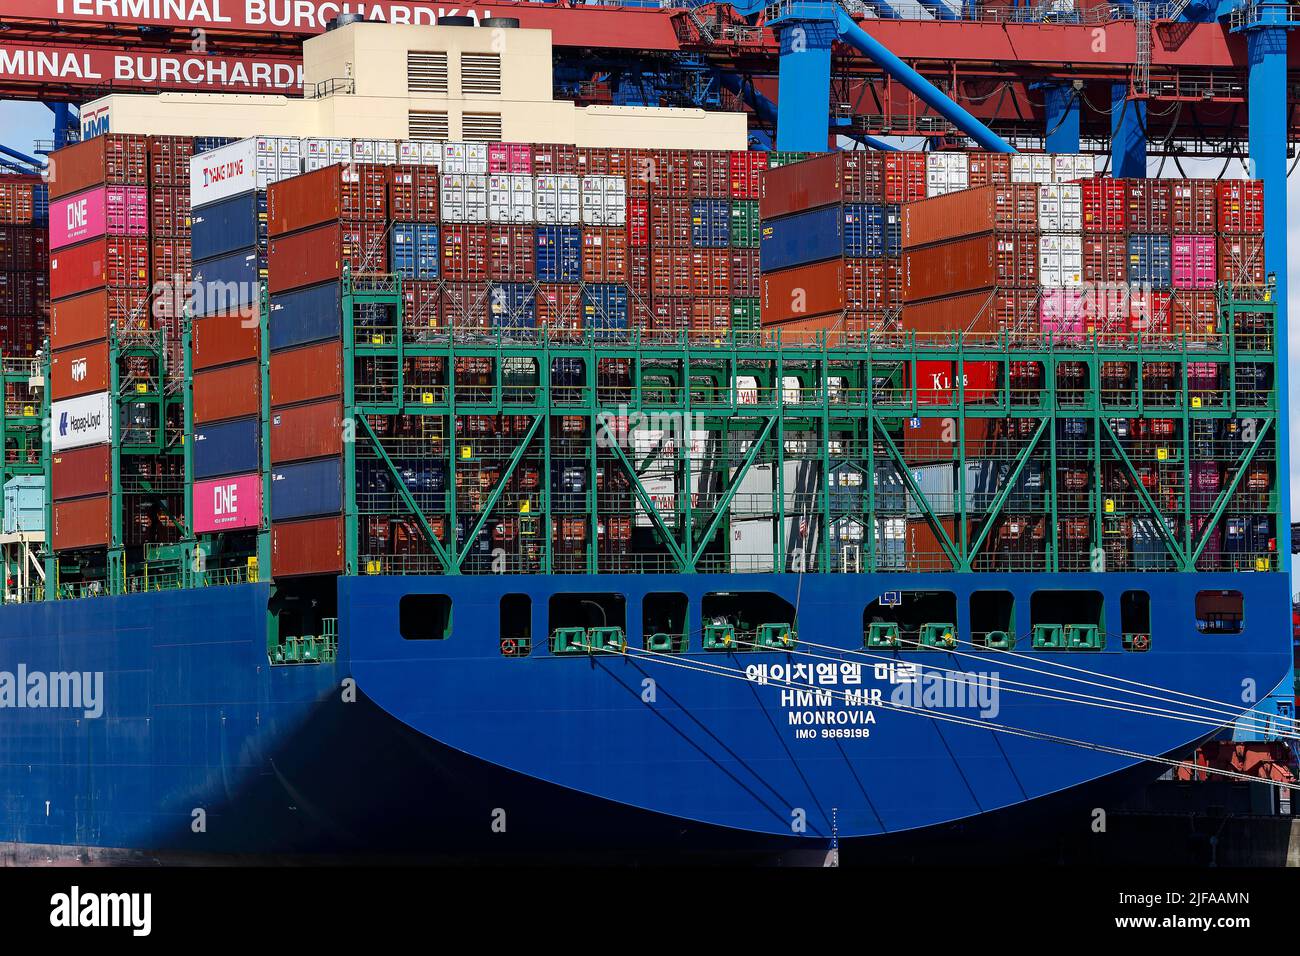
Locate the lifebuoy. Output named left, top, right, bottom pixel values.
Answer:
left=1131, top=633, right=1150, bottom=651
left=501, top=638, right=519, bottom=656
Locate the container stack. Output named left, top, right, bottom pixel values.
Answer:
left=47, top=135, right=151, bottom=553
left=0, top=175, right=49, bottom=356
left=188, top=139, right=273, bottom=546
left=265, top=163, right=386, bottom=577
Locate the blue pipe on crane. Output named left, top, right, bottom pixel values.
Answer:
left=832, top=9, right=1015, bottom=152
left=0, top=143, right=45, bottom=172
left=914, top=0, right=960, bottom=20
left=718, top=69, right=898, bottom=151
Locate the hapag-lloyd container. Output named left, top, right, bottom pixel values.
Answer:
left=270, top=400, right=344, bottom=464
left=192, top=473, right=262, bottom=534
left=903, top=232, right=1039, bottom=301
left=51, top=444, right=111, bottom=501
left=272, top=515, right=344, bottom=577
left=901, top=184, right=1039, bottom=247
left=193, top=361, right=261, bottom=424
left=51, top=495, right=111, bottom=550
left=51, top=341, right=110, bottom=400
left=192, top=308, right=261, bottom=371
left=760, top=259, right=846, bottom=325
left=1172, top=235, right=1216, bottom=290
left=50, top=185, right=148, bottom=250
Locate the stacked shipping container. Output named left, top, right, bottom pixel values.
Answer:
left=0, top=175, right=49, bottom=356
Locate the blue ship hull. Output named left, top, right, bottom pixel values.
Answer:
left=0, top=571, right=1290, bottom=859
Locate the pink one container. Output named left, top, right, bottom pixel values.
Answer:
left=1172, top=235, right=1216, bottom=290
left=192, top=473, right=262, bottom=534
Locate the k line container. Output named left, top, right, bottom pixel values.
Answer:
left=192, top=473, right=262, bottom=534
left=270, top=400, right=344, bottom=464
left=270, top=340, right=343, bottom=406
left=191, top=191, right=261, bottom=262
left=270, top=457, right=344, bottom=521
left=51, top=444, right=111, bottom=501
left=192, top=308, right=261, bottom=371
left=272, top=515, right=345, bottom=578
left=193, top=417, right=261, bottom=480
left=268, top=282, right=343, bottom=352
left=50, top=341, right=110, bottom=400
left=51, top=495, right=111, bottom=551
left=193, top=361, right=262, bottom=424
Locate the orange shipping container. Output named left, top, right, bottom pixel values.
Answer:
left=903, top=232, right=1039, bottom=301
left=272, top=515, right=345, bottom=577
left=52, top=495, right=111, bottom=550
left=50, top=289, right=113, bottom=349
left=903, top=288, right=1038, bottom=337
left=270, top=340, right=343, bottom=407
left=192, top=308, right=261, bottom=371
left=270, top=400, right=344, bottom=464
left=193, top=361, right=261, bottom=424
left=50, top=341, right=110, bottom=400
left=761, top=259, right=846, bottom=325
left=901, top=183, right=1040, bottom=247
left=52, top=444, right=112, bottom=501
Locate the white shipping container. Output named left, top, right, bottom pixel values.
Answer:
left=189, top=137, right=257, bottom=207
left=442, top=142, right=467, bottom=174
left=51, top=393, right=111, bottom=451
left=731, top=517, right=775, bottom=572
left=557, top=175, right=580, bottom=224
left=733, top=462, right=775, bottom=517
left=466, top=142, right=489, bottom=175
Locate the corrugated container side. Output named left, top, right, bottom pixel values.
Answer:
left=50, top=341, right=110, bottom=400
left=191, top=249, right=259, bottom=316
left=50, top=289, right=111, bottom=348
left=901, top=183, right=1038, bottom=247
left=903, top=289, right=1038, bottom=336
left=51, top=444, right=111, bottom=501
left=192, top=473, right=263, bottom=534
left=267, top=224, right=343, bottom=293
left=193, top=417, right=261, bottom=480
left=48, top=135, right=148, bottom=199
left=903, top=232, right=1039, bottom=301
left=268, top=281, right=343, bottom=351
left=52, top=495, right=111, bottom=550
left=267, top=164, right=388, bottom=235
left=270, top=457, right=344, bottom=521
left=193, top=361, right=262, bottom=424
left=270, top=340, right=343, bottom=406
left=759, top=153, right=844, bottom=219
left=192, top=308, right=261, bottom=370
left=272, top=515, right=345, bottom=577
left=759, top=205, right=844, bottom=271
left=761, top=259, right=846, bottom=325
left=191, top=191, right=261, bottom=262
left=270, top=400, right=344, bottom=464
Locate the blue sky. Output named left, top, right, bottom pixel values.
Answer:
left=5, top=100, right=1297, bottom=516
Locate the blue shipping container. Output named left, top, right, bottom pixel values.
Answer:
left=192, top=249, right=260, bottom=317
left=536, top=226, right=582, bottom=283
left=760, top=205, right=844, bottom=272
left=842, top=204, right=903, bottom=259
left=271, top=457, right=344, bottom=521
left=3, top=475, right=44, bottom=534
left=269, top=281, right=342, bottom=351
left=191, top=191, right=260, bottom=263
left=691, top=199, right=731, bottom=249
left=490, top=283, right=536, bottom=329
left=581, top=284, right=628, bottom=334
left=1126, top=234, right=1172, bottom=288
left=390, top=223, right=441, bottom=281
left=193, top=417, right=260, bottom=480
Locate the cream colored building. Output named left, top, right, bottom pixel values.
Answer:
left=83, top=21, right=746, bottom=150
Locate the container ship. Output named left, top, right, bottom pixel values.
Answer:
left=0, top=18, right=1294, bottom=863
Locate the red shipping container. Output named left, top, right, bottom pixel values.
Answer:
left=729, top=248, right=759, bottom=297
left=904, top=288, right=1038, bottom=337
left=270, top=399, right=344, bottom=464
left=905, top=416, right=996, bottom=461
left=628, top=247, right=651, bottom=297
left=50, top=237, right=149, bottom=300
left=50, top=340, right=110, bottom=400
left=272, top=515, right=344, bottom=577
left=0, top=224, right=44, bottom=270
left=1124, top=179, right=1172, bottom=232
left=689, top=298, right=731, bottom=340
left=1128, top=290, right=1173, bottom=338
left=652, top=149, right=691, bottom=198
left=911, top=360, right=1000, bottom=404
left=903, top=232, right=1039, bottom=301
left=650, top=199, right=691, bottom=247
left=442, top=281, right=489, bottom=332
left=1215, top=180, right=1263, bottom=234
left=884, top=152, right=926, bottom=204
left=1171, top=291, right=1217, bottom=340
left=0, top=179, right=37, bottom=224
left=760, top=153, right=842, bottom=219
left=1217, top=235, right=1265, bottom=286
left=689, top=150, right=730, bottom=199
left=388, top=165, right=440, bottom=222
left=148, top=135, right=194, bottom=188
left=151, top=239, right=191, bottom=287
left=1079, top=178, right=1124, bottom=233
left=536, top=283, right=582, bottom=337
left=906, top=517, right=963, bottom=567
left=902, top=184, right=1039, bottom=247
left=689, top=249, right=729, bottom=297
left=1082, top=234, right=1127, bottom=283
left=267, top=221, right=387, bottom=293
left=51, top=444, right=112, bottom=501
left=48, top=135, right=148, bottom=199
left=628, top=198, right=649, bottom=247
left=192, top=308, right=260, bottom=370
left=441, top=224, right=489, bottom=282
left=761, top=260, right=846, bottom=325
left=149, top=186, right=191, bottom=239
left=729, top=150, right=769, bottom=199
left=267, top=164, right=388, bottom=235
left=52, top=495, right=111, bottom=551
left=581, top=228, right=629, bottom=283
left=486, top=226, right=534, bottom=281
left=1171, top=180, right=1216, bottom=233
left=403, top=279, right=442, bottom=330
left=194, top=361, right=261, bottom=423
left=650, top=249, right=691, bottom=298
left=270, top=340, right=342, bottom=406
